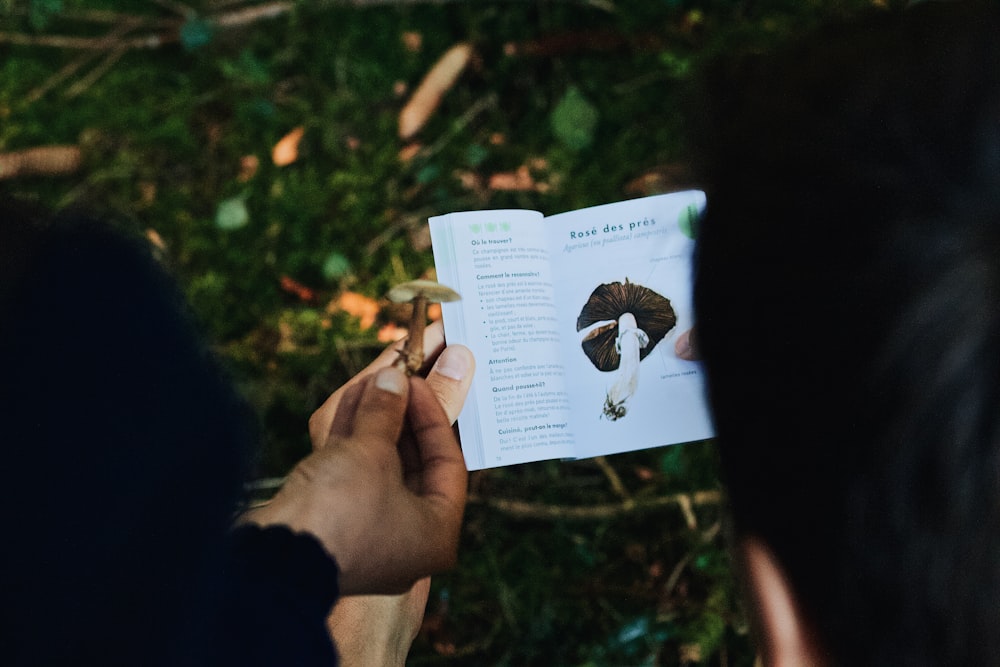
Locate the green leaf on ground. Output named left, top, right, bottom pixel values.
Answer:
left=180, top=18, right=214, bottom=51
left=215, top=194, right=250, bottom=230
left=321, top=252, right=352, bottom=281
left=551, top=86, right=599, bottom=150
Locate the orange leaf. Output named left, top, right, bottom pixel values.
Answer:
left=428, top=303, right=442, bottom=322
left=401, top=31, right=423, bottom=53
left=138, top=181, right=157, bottom=205
left=633, top=466, right=656, bottom=481
left=279, top=275, right=316, bottom=302
left=453, top=169, right=482, bottom=191
left=488, top=165, right=536, bottom=191
left=398, top=43, right=473, bottom=140
left=398, top=142, right=423, bottom=163
left=145, top=228, right=167, bottom=251
left=377, top=323, right=409, bottom=343
left=272, top=126, right=304, bottom=167
left=333, top=291, right=380, bottom=330
left=238, top=154, right=259, bottom=182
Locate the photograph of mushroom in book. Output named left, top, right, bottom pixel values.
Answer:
left=577, top=279, right=676, bottom=421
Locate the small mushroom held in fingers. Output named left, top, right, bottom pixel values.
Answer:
left=386, top=279, right=461, bottom=375
left=576, top=279, right=676, bottom=420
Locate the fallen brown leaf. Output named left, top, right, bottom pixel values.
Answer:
left=145, top=228, right=167, bottom=251
left=408, top=224, right=433, bottom=252
left=377, top=322, right=408, bottom=343
left=238, top=154, right=260, bottom=181
left=0, top=145, right=81, bottom=179
left=634, top=466, right=656, bottom=482
left=401, top=31, right=423, bottom=53
left=330, top=291, right=380, bottom=330
left=279, top=275, right=316, bottom=302
left=398, top=43, right=473, bottom=140
left=138, top=181, right=157, bottom=206
left=487, top=159, right=555, bottom=192
left=528, top=157, right=549, bottom=170
left=624, top=163, right=694, bottom=196
left=277, top=320, right=297, bottom=353
left=272, top=126, right=304, bottom=167
left=488, top=165, right=536, bottom=191
left=453, top=169, right=483, bottom=191
left=398, top=142, right=423, bottom=163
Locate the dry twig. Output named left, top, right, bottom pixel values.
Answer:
left=663, top=520, right=722, bottom=595
left=65, top=45, right=129, bottom=98
left=467, top=489, right=723, bottom=521
left=0, top=1, right=294, bottom=51
left=593, top=455, right=631, bottom=502
left=27, top=16, right=146, bottom=102
left=0, top=146, right=82, bottom=179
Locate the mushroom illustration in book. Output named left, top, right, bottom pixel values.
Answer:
left=576, top=279, right=676, bottom=421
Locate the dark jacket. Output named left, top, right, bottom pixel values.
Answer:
left=0, top=211, right=339, bottom=665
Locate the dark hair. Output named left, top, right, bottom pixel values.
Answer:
left=694, top=3, right=1000, bottom=665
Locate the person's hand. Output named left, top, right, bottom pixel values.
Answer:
left=674, top=328, right=699, bottom=361
left=246, top=366, right=468, bottom=595
left=314, top=324, right=475, bottom=665
left=309, top=321, right=472, bottom=446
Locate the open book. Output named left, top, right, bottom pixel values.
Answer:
left=430, top=191, right=714, bottom=470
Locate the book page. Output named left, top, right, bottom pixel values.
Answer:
left=430, top=209, right=575, bottom=470
left=544, top=192, right=715, bottom=459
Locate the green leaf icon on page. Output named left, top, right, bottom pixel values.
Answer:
left=469, top=224, right=481, bottom=234
left=678, top=203, right=700, bottom=239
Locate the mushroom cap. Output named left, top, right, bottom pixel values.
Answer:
left=576, top=279, right=676, bottom=371
left=386, top=279, right=461, bottom=303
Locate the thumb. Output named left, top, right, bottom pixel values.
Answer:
left=340, top=367, right=410, bottom=448
left=423, top=344, right=475, bottom=424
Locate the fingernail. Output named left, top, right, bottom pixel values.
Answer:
left=375, top=368, right=407, bottom=395
left=434, top=347, right=470, bottom=381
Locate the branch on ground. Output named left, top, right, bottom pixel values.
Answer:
left=467, top=489, right=723, bottom=521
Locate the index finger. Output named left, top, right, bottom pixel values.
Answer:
left=406, top=376, right=468, bottom=510
left=310, top=322, right=447, bottom=445
left=345, top=367, right=411, bottom=448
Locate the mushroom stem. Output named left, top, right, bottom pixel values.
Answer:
left=395, top=293, right=428, bottom=375
left=604, top=312, right=649, bottom=420
left=386, top=279, right=460, bottom=375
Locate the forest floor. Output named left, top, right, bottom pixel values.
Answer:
left=2, top=1, right=882, bottom=664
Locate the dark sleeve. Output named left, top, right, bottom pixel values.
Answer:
left=206, top=525, right=341, bottom=666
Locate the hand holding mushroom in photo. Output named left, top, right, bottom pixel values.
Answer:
left=576, top=279, right=676, bottom=421
left=674, top=328, right=698, bottom=361
left=386, top=280, right=461, bottom=375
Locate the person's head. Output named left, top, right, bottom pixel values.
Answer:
left=694, top=2, right=1000, bottom=664
left=0, top=207, right=253, bottom=662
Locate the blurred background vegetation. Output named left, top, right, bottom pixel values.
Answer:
left=2, top=0, right=892, bottom=663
